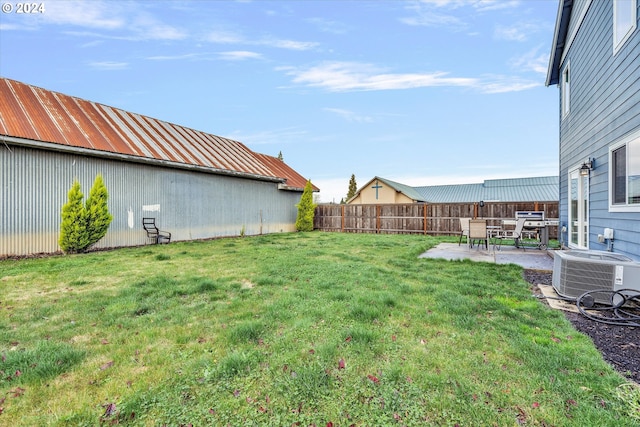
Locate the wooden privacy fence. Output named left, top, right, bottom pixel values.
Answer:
left=314, top=202, right=559, bottom=238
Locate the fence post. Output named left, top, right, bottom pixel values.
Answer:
left=341, top=204, right=345, bottom=232
left=423, top=204, right=427, bottom=235
left=376, top=205, right=381, bottom=233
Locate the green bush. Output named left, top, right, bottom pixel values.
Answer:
left=85, top=174, right=113, bottom=246
left=59, top=175, right=113, bottom=253
left=295, top=180, right=316, bottom=232
left=59, top=180, right=90, bottom=253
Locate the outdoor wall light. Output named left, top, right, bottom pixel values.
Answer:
left=580, top=158, right=594, bottom=176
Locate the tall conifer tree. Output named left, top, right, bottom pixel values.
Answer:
left=59, top=180, right=89, bottom=253
left=85, top=174, right=113, bottom=247
left=346, top=174, right=357, bottom=201
left=295, top=180, right=316, bottom=232
left=59, top=175, right=113, bottom=253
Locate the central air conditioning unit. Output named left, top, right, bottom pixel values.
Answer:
left=552, top=250, right=640, bottom=304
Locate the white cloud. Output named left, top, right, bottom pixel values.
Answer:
left=495, top=25, right=529, bottom=42
left=44, top=0, right=124, bottom=29
left=281, top=61, right=476, bottom=92
left=0, top=23, right=26, bottom=31
left=509, top=46, right=550, bottom=75
left=261, top=38, right=319, bottom=51
left=217, top=51, right=264, bottom=61
left=88, top=61, right=128, bottom=70
left=205, top=30, right=245, bottom=44
left=399, top=6, right=464, bottom=28
left=146, top=53, right=209, bottom=61
left=471, top=0, right=521, bottom=12
left=323, top=108, right=373, bottom=123
left=280, top=61, right=538, bottom=94
left=205, top=30, right=318, bottom=51
left=146, top=50, right=262, bottom=62
left=400, top=0, right=520, bottom=28
left=479, top=75, right=540, bottom=93
left=307, top=17, right=350, bottom=35
left=22, top=0, right=187, bottom=41
left=131, top=16, right=187, bottom=41
left=415, top=0, right=520, bottom=12
left=80, top=40, right=105, bottom=48
left=494, top=21, right=548, bottom=42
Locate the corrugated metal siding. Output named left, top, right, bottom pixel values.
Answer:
left=556, top=0, right=640, bottom=259
left=1, top=145, right=299, bottom=257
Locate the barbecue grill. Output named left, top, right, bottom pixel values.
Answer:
left=502, top=211, right=559, bottom=249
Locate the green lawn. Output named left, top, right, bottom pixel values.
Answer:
left=1, top=232, right=638, bottom=426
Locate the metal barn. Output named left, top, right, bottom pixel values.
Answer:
left=0, top=78, right=316, bottom=257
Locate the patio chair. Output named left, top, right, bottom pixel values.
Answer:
left=492, top=217, right=526, bottom=250
left=468, top=219, right=488, bottom=249
left=142, top=217, right=172, bottom=244
left=458, top=217, right=471, bottom=246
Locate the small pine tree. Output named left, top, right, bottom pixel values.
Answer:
left=85, top=174, right=113, bottom=248
left=277, top=151, right=284, bottom=161
left=59, top=180, right=89, bottom=253
left=295, top=180, right=316, bottom=232
left=346, top=174, right=357, bottom=201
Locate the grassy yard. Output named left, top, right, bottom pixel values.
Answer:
left=0, top=232, right=638, bottom=426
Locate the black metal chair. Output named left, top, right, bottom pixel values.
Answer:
left=142, top=217, right=171, bottom=244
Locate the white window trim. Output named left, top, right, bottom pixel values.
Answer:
left=568, top=165, right=590, bottom=249
left=613, top=0, right=637, bottom=54
left=609, top=127, right=640, bottom=212
left=561, top=61, right=570, bottom=119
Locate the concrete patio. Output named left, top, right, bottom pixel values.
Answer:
left=418, top=242, right=555, bottom=271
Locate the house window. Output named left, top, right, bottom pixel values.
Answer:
left=610, top=128, right=640, bottom=211
left=614, top=0, right=637, bottom=53
left=561, top=63, right=570, bottom=118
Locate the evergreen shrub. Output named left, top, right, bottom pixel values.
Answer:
left=59, top=175, right=113, bottom=253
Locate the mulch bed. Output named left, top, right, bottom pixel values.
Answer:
left=523, top=270, right=639, bottom=384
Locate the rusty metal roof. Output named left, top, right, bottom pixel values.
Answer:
left=254, top=152, right=319, bottom=191
left=0, top=77, right=313, bottom=187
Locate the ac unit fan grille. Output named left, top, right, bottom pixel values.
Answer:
left=557, top=260, right=615, bottom=301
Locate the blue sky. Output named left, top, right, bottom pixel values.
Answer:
left=0, top=0, right=560, bottom=203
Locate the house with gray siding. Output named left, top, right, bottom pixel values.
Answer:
left=546, top=0, right=640, bottom=259
left=0, top=78, right=317, bottom=257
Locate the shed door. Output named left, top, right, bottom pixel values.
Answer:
left=568, top=168, right=589, bottom=248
